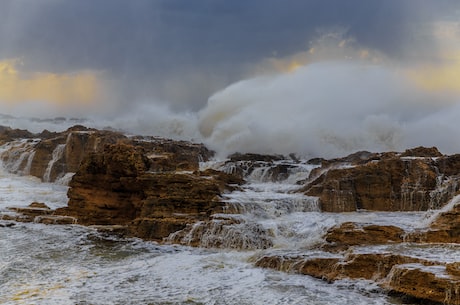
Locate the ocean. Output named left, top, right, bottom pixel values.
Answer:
left=0, top=117, right=457, bottom=305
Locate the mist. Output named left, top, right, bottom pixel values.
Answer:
left=1, top=1, right=460, bottom=158
left=198, top=61, right=460, bottom=158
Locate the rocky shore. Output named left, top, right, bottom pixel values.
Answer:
left=1, top=125, right=459, bottom=304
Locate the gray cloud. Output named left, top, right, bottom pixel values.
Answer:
left=1, top=0, right=459, bottom=110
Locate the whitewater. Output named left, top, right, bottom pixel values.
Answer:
left=1, top=120, right=459, bottom=304
left=1, top=61, right=460, bottom=304
left=3, top=62, right=460, bottom=159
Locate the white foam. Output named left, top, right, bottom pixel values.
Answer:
left=0, top=224, right=394, bottom=305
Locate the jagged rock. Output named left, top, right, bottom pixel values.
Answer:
left=256, top=252, right=460, bottom=304
left=303, top=147, right=460, bottom=212
left=0, top=125, right=34, bottom=144
left=0, top=126, right=215, bottom=182
left=228, top=153, right=285, bottom=163
left=132, top=136, right=214, bottom=171
left=406, top=198, right=460, bottom=243
left=219, top=153, right=306, bottom=183
left=0, top=126, right=127, bottom=182
left=168, top=218, right=274, bottom=249
left=56, top=142, right=241, bottom=240
left=384, top=264, right=460, bottom=305
left=447, top=263, right=460, bottom=277
left=400, top=146, right=443, bottom=158
left=256, top=252, right=433, bottom=282
left=323, top=222, right=404, bottom=251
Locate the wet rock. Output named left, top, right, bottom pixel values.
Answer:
left=256, top=252, right=433, bottom=282
left=8, top=203, right=52, bottom=218
left=56, top=142, right=240, bottom=241
left=303, top=147, right=460, bottom=212
left=0, top=222, right=16, bottom=228
left=35, top=215, right=77, bottom=225
left=323, top=222, right=404, bottom=251
left=168, top=218, right=274, bottom=249
left=256, top=252, right=460, bottom=304
left=219, top=153, right=307, bottom=183
left=406, top=197, right=460, bottom=243
left=132, top=136, right=214, bottom=171
left=447, top=263, right=460, bottom=277
left=0, top=126, right=127, bottom=182
left=0, top=125, right=34, bottom=144
left=1, top=124, right=216, bottom=183
left=400, top=146, right=443, bottom=158
left=384, top=264, right=460, bottom=305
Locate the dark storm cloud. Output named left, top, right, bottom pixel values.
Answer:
left=0, top=0, right=459, bottom=108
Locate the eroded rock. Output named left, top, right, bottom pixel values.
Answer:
left=303, top=147, right=460, bottom=212
left=56, top=142, right=241, bottom=240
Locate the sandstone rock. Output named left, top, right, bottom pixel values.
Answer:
left=400, top=146, right=443, bottom=158
left=384, top=264, right=460, bottom=305
left=219, top=153, right=306, bottom=183
left=447, top=263, right=460, bottom=277
left=8, top=203, right=52, bottom=218
left=56, top=142, right=241, bottom=240
left=0, top=126, right=127, bottom=182
left=168, top=218, right=274, bottom=249
left=256, top=252, right=434, bottom=282
left=35, top=215, right=77, bottom=225
left=406, top=198, right=460, bottom=243
left=323, top=222, right=404, bottom=251
left=132, top=136, right=213, bottom=171
left=303, top=147, right=460, bottom=212
left=0, top=125, right=34, bottom=144
left=256, top=251, right=459, bottom=304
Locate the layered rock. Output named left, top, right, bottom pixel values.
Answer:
left=406, top=196, right=460, bottom=244
left=56, top=142, right=242, bottom=240
left=303, top=147, right=460, bottom=212
left=385, top=264, right=460, bottom=305
left=3, top=131, right=460, bottom=304
left=0, top=125, right=213, bottom=183
left=216, top=152, right=311, bottom=183
left=0, top=125, right=127, bottom=182
left=323, top=222, right=405, bottom=251
left=256, top=252, right=460, bottom=304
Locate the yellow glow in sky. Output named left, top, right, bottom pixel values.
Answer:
left=0, top=59, right=101, bottom=105
left=408, top=52, right=460, bottom=94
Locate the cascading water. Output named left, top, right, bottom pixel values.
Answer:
left=0, top=139, right=39, bottom=175
left=0, top=118, right=459, bottom=304
left=43, top=144, right=66, bottom=182
left=0, top=151, right=405, bottom=304
left=168, top=159, right=327, bottom=249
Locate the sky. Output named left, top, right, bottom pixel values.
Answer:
left=1, top=1, right=460, bottom=157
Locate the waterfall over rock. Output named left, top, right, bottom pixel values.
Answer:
left=2, top=124, right=460, bottom=305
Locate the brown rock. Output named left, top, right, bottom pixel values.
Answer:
left=400, top=146, right=443, bottom=158
left=406, top=200, right=460, bottom=243
left=304, top=148, right=460, bottom=212
left=57, top=142, right=239, bottom=241
left=0, top=126, right=127, bottom=182
left=0, top=125, right=34, bottom=144
left=447, top=263, right=460, bottom=277
left=256, top=252, right=433, bottom=283
left=324, top=222, right=404, bottom=250
left=384, top=264, right=460, bottom=305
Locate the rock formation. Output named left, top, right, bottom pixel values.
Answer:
left=2, top=127, right=460, bottom=305
left=256, top=252, right=460, bottom=304
left=303, top=147, right=460, bottom=212
left=0, top=125, right=127, bottom=182
left=0, top=125, right=214, bottom=183
left=55, top=142, right=242, bottom=240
